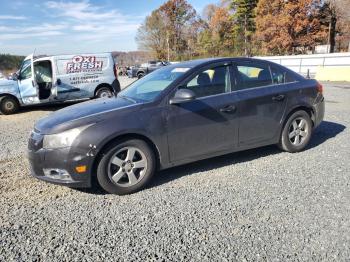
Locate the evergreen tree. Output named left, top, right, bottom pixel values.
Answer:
left=229, top=0, right=258, bottom=56
left=0, top=54, right=24, bottom=72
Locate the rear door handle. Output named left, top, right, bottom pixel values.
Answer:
left=272, top=94, right=285, bottom=101
left=220, top=105, right=236, bottom=113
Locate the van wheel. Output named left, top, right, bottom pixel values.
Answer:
left=0, top=96, right=20, bottom=115
left=279, top=110, right=313, bottom=153
left=96, top=87, right=113, bottom=98
left=97, top=139, right=156, bottom=195
left=137, top=72, right=145, bottom=79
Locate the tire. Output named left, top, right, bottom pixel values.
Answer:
left=279, top=110, right=313, bottom=153
left=0, top=96, right=20, bottom=115
left=137, top=72, right=145, bottom=79
left=96, top=139, right=156, bottom=195
left=95, top=87, right=113, bottom=99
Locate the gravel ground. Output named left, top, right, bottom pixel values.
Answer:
left=0, top=78, right=349, bottom=261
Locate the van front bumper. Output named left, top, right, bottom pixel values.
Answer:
left=27, top=131, right=91, bottom=188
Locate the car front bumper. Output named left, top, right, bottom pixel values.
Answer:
left=27, top=131, right=92, bottom=188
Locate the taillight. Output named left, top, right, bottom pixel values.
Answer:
left=316, top=82, right=323, bottom=94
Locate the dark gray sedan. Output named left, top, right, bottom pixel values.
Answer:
left=28, top=58, right=325, bottom=195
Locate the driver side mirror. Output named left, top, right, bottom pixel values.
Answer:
left=12, top=72, right=19, bottom=81
left=169, top=88, right=196, bottom=105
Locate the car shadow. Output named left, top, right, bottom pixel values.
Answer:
left=75, top=120, right=345, bottom=195
left=76, top=185, right=108, bottom=195
left=148, top=120, right=346, bottom=190
left=306, top=121, right=346, bottom=149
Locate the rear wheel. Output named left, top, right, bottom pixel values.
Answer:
left=0, top=96, right=19, bottom=115
left=137, top=72, right=145, bottom=79
left=279, top=110, right=313, bottom=153
left=95, top=87, right=113, bottom=99
left=97, top=139, right=156, bottom=195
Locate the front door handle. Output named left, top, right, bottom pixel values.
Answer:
left=220, top=105, right=236, bottom=113
left=272, top=94, right=285, bottom=101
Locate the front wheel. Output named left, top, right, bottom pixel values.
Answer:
left=97, top=139, right=156, bottom=195
left=279, top=110, right=313, bottom=153
left=0, top=96, right=20, bottom=115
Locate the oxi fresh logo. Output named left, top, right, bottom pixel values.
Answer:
left=66, top=56, right=103, bottom=73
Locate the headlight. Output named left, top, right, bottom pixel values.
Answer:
left=43, top=126, right=90, bottom=149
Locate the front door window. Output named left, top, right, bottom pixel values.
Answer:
left=181, top=65, right=231, bottom=98
left=19, top=59, right=32, bottom=80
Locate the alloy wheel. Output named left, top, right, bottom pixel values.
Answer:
left=107, top=146, right=147, bottom=187
left=288, top=117, right=309, bottom=146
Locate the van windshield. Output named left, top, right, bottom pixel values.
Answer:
left=118, top=66, right=191, bottom=102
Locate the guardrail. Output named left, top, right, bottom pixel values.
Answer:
left=256, top=53, right=350, bottom=79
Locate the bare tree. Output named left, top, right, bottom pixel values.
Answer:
left=324, top=0, right=350, bottom=52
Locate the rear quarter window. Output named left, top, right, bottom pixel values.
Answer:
left=270, top=66, right=297, bottom=84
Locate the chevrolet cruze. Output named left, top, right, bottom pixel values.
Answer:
left=28, top=58, right=325, bottom=195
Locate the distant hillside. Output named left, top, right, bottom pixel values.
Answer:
left=112, top=51, right=152, bottom=66
left=0, top=54, right=24, bottom=73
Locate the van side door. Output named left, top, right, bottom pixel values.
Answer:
left=55, top=57, right=83, bottom=101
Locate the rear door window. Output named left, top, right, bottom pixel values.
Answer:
left=235, top=62, right=272, bottom=90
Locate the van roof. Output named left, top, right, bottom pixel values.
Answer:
left=32, top=52, right=112, bottom=61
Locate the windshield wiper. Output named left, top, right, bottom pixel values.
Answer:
left=118, top=95, right=137, bottom=103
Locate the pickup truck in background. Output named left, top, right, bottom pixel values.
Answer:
left=128, top=61, right=170, bottom=79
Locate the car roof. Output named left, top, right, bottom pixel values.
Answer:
left=168, top=57, right=304, bottom=80
left=171, top=58, right=226, bottom=68
left=170, top=57, right=276, bottom=68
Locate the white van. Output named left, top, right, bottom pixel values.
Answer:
left=0, top=53, right=120, bottom=114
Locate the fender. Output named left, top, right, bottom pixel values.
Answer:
left=0, top=80, right=24, bottom=105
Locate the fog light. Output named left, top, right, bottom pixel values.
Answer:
left=43, top=168, right=73, bottom=181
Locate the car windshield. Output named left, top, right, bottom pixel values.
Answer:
left=118, top=66, right=191, bottom=102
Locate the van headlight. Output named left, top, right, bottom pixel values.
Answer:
left=43, top=126, right=89, bottom=149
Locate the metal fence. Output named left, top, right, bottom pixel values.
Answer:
left=256, top=52, right=350, bottom=77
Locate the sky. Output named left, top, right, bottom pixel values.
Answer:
left=0, top=0, right=215, bottom=56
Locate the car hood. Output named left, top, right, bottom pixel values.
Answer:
left=36, top=97, right=141, bottom=134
